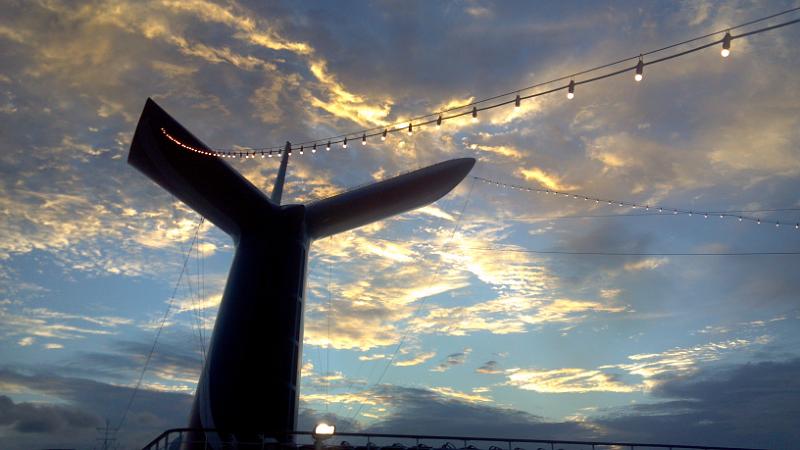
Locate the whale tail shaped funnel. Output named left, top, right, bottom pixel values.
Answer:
left=127, top=98, right=474, bottom=447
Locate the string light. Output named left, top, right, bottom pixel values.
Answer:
left=635, top=57, right=644, bottom=82
left=313, top=143, right=317, bottom=153
left=300, top=145, right=304, bottom=155
left=326, top=141, right=331, bottom=151
left=157, top=12, right=800, bottom=160
left=437, top=115, right=442, bottom=127
left=362, top=133, right=367, bottom=146
left=474, top=176, right=798, bottom=231
left=343, top=137, right=348, bottom=149
left=721, top=32, right=732, bottom=57
left=472, top=106, right=478, bottom=122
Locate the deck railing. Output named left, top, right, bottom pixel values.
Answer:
left=141, top=429, right=767, bottom=450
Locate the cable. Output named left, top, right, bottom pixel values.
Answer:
left=115, top=219, right=203, bottom=432
left=368, top=236, right=800, bottom=256
left=158, top=8, right=800, bottom=157
left=474, top=176, right=800, bottom=230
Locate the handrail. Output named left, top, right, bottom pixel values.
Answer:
left=142, top=428, right=768, bottom=450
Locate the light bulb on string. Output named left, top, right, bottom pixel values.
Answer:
left=408, top=123, right=413, bottom=135
left=721, top=32, right=732, bottom=57
left=567, top=80, right=575, bottom=99
left=635, top=57, right=644, bottom=82
left=299, top=145, right=304, bottom=155
left=515, top=94, right=521, bottom=108
left=261, top=153, right=265, bottom=158
left=343, top=137, right=348, bottom=149
left=326, top=141, right=331, bottom=151
left=382, top=129, right=387, bottom=141
left=472, top=107, right=478, bottom=122
left=437, top=115, right=442, bottom=128
left=362, top=133, right=367, bottom=146
left=312, top=143, right=317, bottom=153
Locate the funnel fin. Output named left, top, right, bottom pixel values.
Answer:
left=128, top=98, right=277, bottom=238
left=305, top=158, right=475, bottom=240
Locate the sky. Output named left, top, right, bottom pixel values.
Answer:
left=1, top=1, right=800, bottom=449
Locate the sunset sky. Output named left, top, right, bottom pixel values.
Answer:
left=1, top=1, right=800, bottom=449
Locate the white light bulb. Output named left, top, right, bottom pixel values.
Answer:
left=567, top=92, right=574, bottom=100
left=721, top=48, right=730, bottom=58
left=634, top=73, right=643, bottom=82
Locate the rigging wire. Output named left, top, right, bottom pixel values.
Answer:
left=116, top=218, right=204, bottom=433
left=158, top=9, right=800, bottom=157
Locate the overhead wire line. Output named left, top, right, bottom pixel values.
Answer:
left=474, top=176, right=800, bottom=230
left=116, top=218, right=204, bottom=433
left=368, top=235, right=800, bottom=257
left=160, top=8, right=800, bottom=158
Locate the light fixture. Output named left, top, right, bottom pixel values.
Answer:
left=362, top=133, right=366, bottom=145
left=515, top=94, right=521, bottom=108
left=635, top=57, right=644, bottom=82
left=299, top=145, right=304, bottom=155
left=721, top=32, right=732, bottom=57
left=472, top=106, right=478, bottom=122
left=408, top=123, right=413, bottom=135
left=437, top=115, right=442, bottom=127
left=268, top=152, right=273, bottom=158
left=567, top=80, right=575, bottom=99
left=312, top=143, right=317, bottom=153
left=313, top=423, right=335, bottom=441
left=326, top=141, right=331, bottom=151
left=382, top=129, right=387, bottom=141
left=343, top=137, right=347, bottom=149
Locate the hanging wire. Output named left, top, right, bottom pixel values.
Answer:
left=116, top=218, right=204, bottom=433
left=473, top=176, right=800, bottom=230
left=158, top=8, right=800, bottom=158
left=369, top=236, right=800, bottom=256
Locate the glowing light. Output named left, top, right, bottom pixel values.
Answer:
left=326, top=141, right=331, bottom=151
left=299, top=145, right=304, bottom=155
left=567, top=80, right=575, bottom=99
left=382, top=129, right=387, bottom=141
left=635, top=58, right=644, bottom=82
left=721, top=32, right=732, bottom=57
left=362, top=133, right=367, bottom=145
left=343, top=137, right=348, bottom=149
left=313, top=423, right=335, bottom=440
left=312, top=143, right=317, bottom=153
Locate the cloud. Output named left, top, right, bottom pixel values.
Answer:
left=505, top=367, right=637, bottom=393
left=596, top=358, right=800, bottom=448
left=0, top=395, right=99, bottom=434
left=601, top=337, right=771, bottom=388
left=623, top=257, right=668, bottom=271
left=431, top=349, right=471, bottom=372
left=517, top=166, right=578, bottom=191
left=395, top=351, right=437, bottom=367
left=475, top=360, right=502, bottom=374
